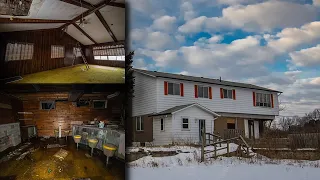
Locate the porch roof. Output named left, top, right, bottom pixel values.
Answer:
left=149, top=103, right=220, bottom=117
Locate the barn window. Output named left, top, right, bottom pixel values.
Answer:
left=93, top=100, right=107, bottom=109
left=93, top=44, right=125, bottom=61
left=40, top=101, right=55, bottom=110
left=51, top=45, right=65, bottom=58
left=73, top=47, right=82, bottom=57
left=5, top=42, right=34, bottom=61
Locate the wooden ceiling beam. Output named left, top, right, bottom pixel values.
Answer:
left=59, top=0, right=125, bottom=9
left=59, top=0, right=93, bottom=9
left=59, top=0, right=112, bottom=29
left=84, top=40, right=124, bottom=48
left=0, top=18, right=71, bottom=24
left=95, top=11, right=117, bottom=42
left=72, top=22, right=97, bottom=44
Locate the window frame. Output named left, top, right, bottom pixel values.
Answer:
left=40, top=101, right=55, bottom=110
left=160, top=118, right=165, bottom=131
left=182, top=117, right=190, bottom=130
left=168, top=82, right=181, bottom=96
left=51, top=45, right=65, bottom=59
left=92, top=100, right=107, bottom=109
left=223, top=88, right=233, bottom=99
left=198, top=85, right=209, bottom=98
left=5, top=42, right=34, bottom=61
left=136, top=116, right=144, bottom=131
left=255, top=93, right=272, bottom=108
left=94, top=55, right=125, bottom=61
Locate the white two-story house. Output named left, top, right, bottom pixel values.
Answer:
left=131, top=68, right=282, bottom=146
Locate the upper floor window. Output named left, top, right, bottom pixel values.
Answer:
left=223, top=89, right=233, bottom=99
left=256, top=93, right=271, bottom=107
left=93, top=100, right=107, bottom=109
left=51, top=45, right=64, bottom=58
left=168, top=82, right=180, bottom=95
left=198, top=86, right=209, bottom=98
left=5, top=42, right=34, bottom=61
left=40, top=101, right=55, bottom=110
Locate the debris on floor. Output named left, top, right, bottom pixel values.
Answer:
left=0, top=143, right=33, bottom=162
left=16, top=147, right=37, bottom=161
left=53, top=148, right=69, bottom=160
left=85, top=153, right=91, bottom=158
left=73, top=178, right=91, bottom=180
left=47, top=144, right=67, bottom=149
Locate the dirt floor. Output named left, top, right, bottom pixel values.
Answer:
left=0, top=137, right=124, bottom=180
left=10, top=65, right=125, bottom=84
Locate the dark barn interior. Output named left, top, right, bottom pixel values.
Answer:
left=0, top=84, right=125, bottom=179
left=0, top=0, right=125, bottom=84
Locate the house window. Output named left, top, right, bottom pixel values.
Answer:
left=182, top=118, right=189, bottom=129
left=256, top=93, right=271, bottom=107
left=5, top=42, right=34, bottom=61
left=223, top=89, right=233, bottom=99
left=40, top=101, right=55, bottom=110
left=168, top=82, right=180, bottom=95
left=94, top=55, right=125, bottom=61
left=136, top=116, right=144, bottom=131
left=93, top=100, right=107, bottom=109
left=160, top=118, right=164, bottom=131
left=198, top=86, right=209, bottom=98
left=73, top=47, right=81, bottom=57
left=51, top=45, right=65, bottom=58
left=227, top=118, right=236, bottom=129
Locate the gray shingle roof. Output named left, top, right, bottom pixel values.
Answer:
left=134, top=68, right=282, bottom=93
left=150, top=104, right=195, bottom=116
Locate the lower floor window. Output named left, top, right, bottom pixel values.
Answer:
left=136, top=116, right=144, bottom=131
left=160, top=118, right=164, bottom=131
left=182, top=118, right=189, bottom=129
left=227, top=123, right=235, bottom=129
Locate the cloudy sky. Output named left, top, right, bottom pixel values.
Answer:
left=127, top=0, right=320, bottom=117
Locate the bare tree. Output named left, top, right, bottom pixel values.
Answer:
left=278, top=117, right=296, bottom=131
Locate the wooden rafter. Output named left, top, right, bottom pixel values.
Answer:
left=59, top=0, right=125, bottom=9
left=84, top=40, right=124, bottom=48
left=72, top=22, right=97, bottom=44
left=59, top=0, right=112, bottom=29
left=0, top=18, right=71, bottom=24
left=95, top=11, right=117, bottom=42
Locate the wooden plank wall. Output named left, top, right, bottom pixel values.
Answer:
left=0, top=94, right=23, bottom=125
left=20, top=93, right=123, bottom=137
left=85, top=48, right=125, bottom=68
left=0, top=29, right=82, bottom=78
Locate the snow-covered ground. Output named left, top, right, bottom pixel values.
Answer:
left=126, top=145, right=320, bottom=180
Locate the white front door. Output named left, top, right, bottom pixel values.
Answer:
left=199, top=119, right=206, bottom=142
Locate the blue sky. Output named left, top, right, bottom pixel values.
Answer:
left=128, top=0, right=320, bottom=116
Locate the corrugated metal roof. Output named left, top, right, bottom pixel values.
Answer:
left=134, top=68, right=282, bottom=93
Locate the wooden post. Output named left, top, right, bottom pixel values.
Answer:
left=214, top=143, right=217, bottom=158
left=201, top=128, right=205, bottom=162
left=226, top=140, right=229, bottom=157
left=219, top=137, right=222, bottom=147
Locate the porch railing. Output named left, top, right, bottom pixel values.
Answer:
left=223, top=129, right=245, bottom=139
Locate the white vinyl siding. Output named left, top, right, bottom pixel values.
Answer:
left=155, top=77, right=279, bottom=116
left=132, top=72, right=157, bottom=116
left=153, top=116, right=172, bottom=145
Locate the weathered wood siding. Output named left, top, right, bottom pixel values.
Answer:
left=0, top=94, right=23, bottom=125
left=0, top=29, right=82, bottom=78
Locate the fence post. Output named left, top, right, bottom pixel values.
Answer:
left=247, top=147, right=249, bottom=157
left=213, top=142, right=217, bottom=158
left=227, top=140, right=229, bottom=157
left=201, top=128, right=205, bottom=162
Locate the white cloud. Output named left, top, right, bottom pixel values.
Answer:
left=179, top=1, right=317, bottom=33
left=138, top=49, right=179, bottom=67
left=314, top=0, right=320, bottom=6
left=267, top=21, right=320, bottom=53
left=181, top=2, right=196, bottom=21
left=175, top=35, right=185, bottom=43
left=133, top=58, right=148, bottom=70
left=289, top=44, right=320, bottom=67
left=310, top=77, right=320, bottom=85
left=217, top=0, right=263, bottom=5
left=284, top=70, right=302, bottom=77
left=152, top=15, right=177, bottom=32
